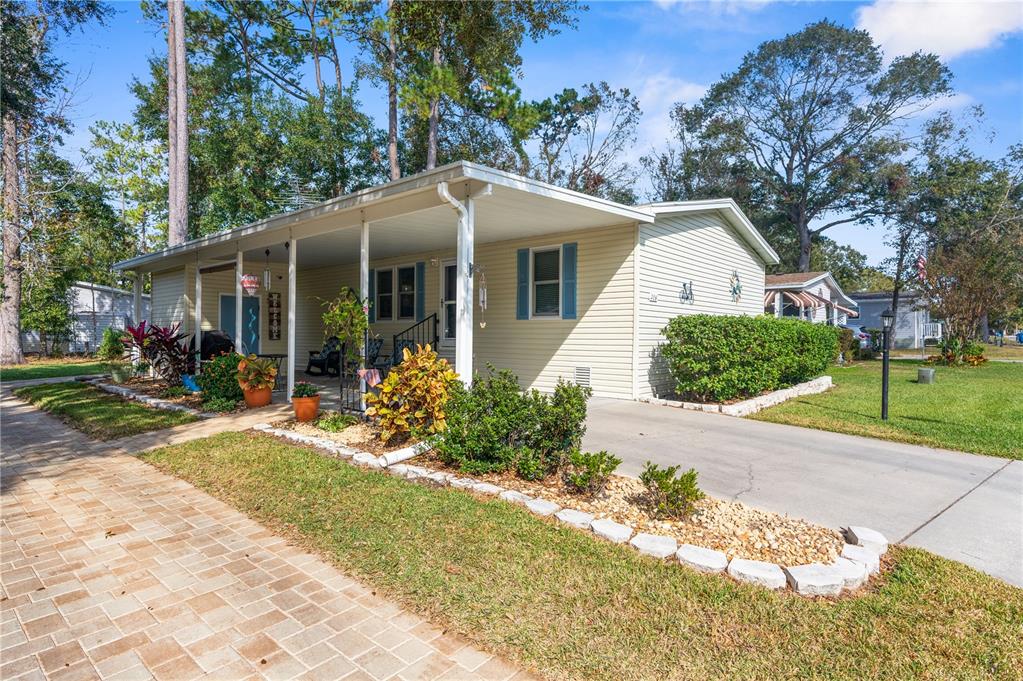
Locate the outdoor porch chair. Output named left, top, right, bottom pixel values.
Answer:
left=306, top=337, right=341, bottom=376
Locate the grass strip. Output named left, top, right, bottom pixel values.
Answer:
left=143, top=432, right=1023, bottom=680
left=14, top=381, right=197, bottom=440
left=752, top=360, right=1023, bottom=459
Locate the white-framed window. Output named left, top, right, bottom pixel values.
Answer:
left=375, top=268, right=393, bottom=320
left=531, top=246, right=561, bottom=318
left=396, top=265, right=416, bottom=319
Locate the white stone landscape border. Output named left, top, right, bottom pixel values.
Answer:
left=89, top=380, right=215, bottom=419
left=641, top=376, right=833, bottom=417
left=253, top=421, right=888, bottom=598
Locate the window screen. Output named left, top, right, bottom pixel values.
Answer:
left=533, top=248, right=560, bottom=316
left=397, top=266, right=415, bottom=319
left=376, top=269, right=393, bottom=320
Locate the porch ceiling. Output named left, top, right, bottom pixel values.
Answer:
left=115, top=161, right=653, bottom=274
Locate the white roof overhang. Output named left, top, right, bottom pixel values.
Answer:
left=114, top=161, right=653, bottom=273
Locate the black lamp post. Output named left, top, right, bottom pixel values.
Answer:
left=880, top=307, right=895, bottom=420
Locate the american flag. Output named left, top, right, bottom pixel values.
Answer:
left=916, top=255, right=927, bottom=282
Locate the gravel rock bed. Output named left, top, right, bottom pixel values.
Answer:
left=275, top=418, right=413, bottom=455
left=411, top=455, right=843, bottom=566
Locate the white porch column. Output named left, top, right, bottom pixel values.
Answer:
left=774, top=291, right=782, bottom=318
left=235, top=247, right=243, bottom=352
left=359, top=216, right=369, bottom=408
left=194, top=264, right=202, bottom=371
left=831, top=305, right=838, bottom=326
left=287, top=237, right=297, bottom=401
left=456, top=192, right=475, bottom=383
left=132, top=273, right=143, bottom=324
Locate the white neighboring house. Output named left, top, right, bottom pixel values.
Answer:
left=849, top=291, right=941, bottom=349
left=113, top=161, right=779, bottom=402
left=21, top=281, right=151, bottom=355
left=763, top=271, right=858, bottom=326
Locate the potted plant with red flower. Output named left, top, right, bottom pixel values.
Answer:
left=291, top=382, right=321, bottom=422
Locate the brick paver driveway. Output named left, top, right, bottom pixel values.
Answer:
left=1, top=392, right=526, bottom=680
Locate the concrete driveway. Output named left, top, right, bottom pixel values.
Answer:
left=582, top=398, right=1022, bottom=587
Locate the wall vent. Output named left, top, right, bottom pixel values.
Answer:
left=574, top=366, right=592, bottom=388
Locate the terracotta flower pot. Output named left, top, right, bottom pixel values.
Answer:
left=292, top=395, right=320, bottom=422
left=242, top=386, right=272, bottom=409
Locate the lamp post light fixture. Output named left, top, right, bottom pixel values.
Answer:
left=880, top=307, right=895, bottom=421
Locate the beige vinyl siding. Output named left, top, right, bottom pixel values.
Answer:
left=150, top=268, right=187, bottom=328
left=471, top=223, right=636, bottom=398
left=638, top=212, right=767, bottom=398
left=290, top=223, right=636, bottom=398
left=185, top=263, right=292, bottom=356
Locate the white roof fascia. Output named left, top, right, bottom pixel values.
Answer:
left=643, top=199, right=780, bottom=265
left=115, top=161, right=656, bottom=273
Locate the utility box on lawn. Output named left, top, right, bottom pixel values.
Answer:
left=918, top=367, right=936, bottom=384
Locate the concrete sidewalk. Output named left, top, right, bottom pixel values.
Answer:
left=583, top=398, right=1022, bottom=587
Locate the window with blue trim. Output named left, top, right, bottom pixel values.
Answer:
left=532, top=247, right=560, bottom=317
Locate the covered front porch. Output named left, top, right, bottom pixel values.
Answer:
left=116, top=161, right=650, bottom=406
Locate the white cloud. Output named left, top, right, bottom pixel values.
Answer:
left=634, top=73, right=707, bottom=155
left=856, top=0, right=1023, bottom=62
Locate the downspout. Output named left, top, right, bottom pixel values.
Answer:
left=437, top=181, right=466, bottom=222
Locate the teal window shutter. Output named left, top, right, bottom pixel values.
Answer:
left=562, top=242, right=577, bottom=320
left=368, top=268, right=376, bottom=323
left=415, top=261, right=426, bottom=321
left=516, top=249, right=529, bottom=320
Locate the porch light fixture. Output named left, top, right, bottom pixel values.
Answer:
left=880, top=307, right=894, bottom=420
left=263, top=249, right=272, bottom=292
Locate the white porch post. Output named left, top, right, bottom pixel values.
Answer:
left=287, top=237, right=297, bottom=401
left=360, top=216, right=369, bottom=408
left=194, top=264, right=202, bottom=372
left=456, top=191, right=475, bottom=384
left=774, top=292, right=782, bottom=318
left=831, top=305, right=838, bottom=326
left=235, top=248, right=243, bottom=352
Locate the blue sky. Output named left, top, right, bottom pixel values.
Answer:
left=58, top=0, right=1023, bottom=265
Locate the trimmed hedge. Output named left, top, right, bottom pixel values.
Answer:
left=661, top=315, right=839, bottom=402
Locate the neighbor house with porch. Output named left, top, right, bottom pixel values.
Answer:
left=114, top=161, right=779, bottom=402
left=763, top=271, right=858, bottom=326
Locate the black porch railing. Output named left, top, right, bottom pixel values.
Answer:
left=393, top=313, right=439, bottom=356
left=336, top=315, right=439, bottom=415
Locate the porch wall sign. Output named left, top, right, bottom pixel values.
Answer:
left=678, top=281, right=694, bottom=304
left=729, top=270, right=742, bottom=303
left=268, top=292, right=282, bottom=340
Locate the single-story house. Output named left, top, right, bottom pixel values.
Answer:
left=763, top=271, right=858, bottom=325
left=849, top=290, right=941, bottom=349
left=21, top=281, right=151, bottom=354
left=113, top=161, right=779, bottom=402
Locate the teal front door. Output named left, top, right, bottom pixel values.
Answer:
left=221, top=295, right=260, bottom=354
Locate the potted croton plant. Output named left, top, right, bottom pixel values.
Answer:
left=291, top=381, right=321, bottom=422
left=236, top=354, right=277, bottom=408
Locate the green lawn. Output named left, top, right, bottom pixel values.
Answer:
left=1, top=358, right=112, bottom=382
left=14, top=382, right=197, bottom=440
left=142, top=432, right=1023, bottom=680
left=752, top=360, right=1023, bottom=459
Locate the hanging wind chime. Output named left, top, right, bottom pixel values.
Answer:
left=477, top=267, right=487, bottom=329
left=263, top=249, right=272, bottom=292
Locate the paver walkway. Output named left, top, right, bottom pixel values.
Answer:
left=1, top=392, right=527, bottom=680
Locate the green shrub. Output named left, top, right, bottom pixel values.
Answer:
left=96, top=327, right=125, bottom=361
left=515, top=448, right=546, bottom=481
left=661, top=314, right=839, bottom=402
left=203, top=396, right=238, bottom=413
left=316, top=411, right=358, bottom=432
left=432, top=367, right=592, bottom=478
left=197, top=352, right=244, bottom=404
left=160, top=386, right=189, bottom=399
left=563, top=450, right=621, bottom=495
left=639, top=462, right=704, bottom=519
left=837, top=327, right=855, bottom=363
